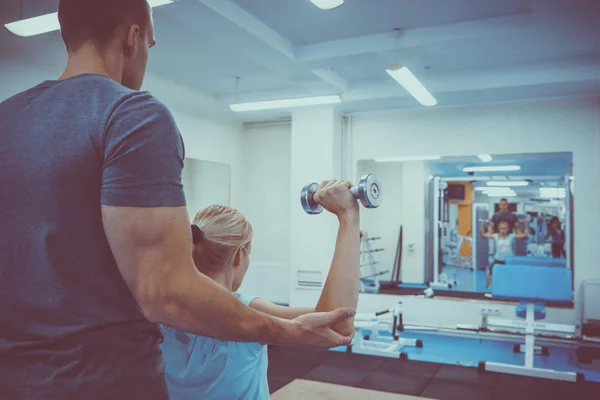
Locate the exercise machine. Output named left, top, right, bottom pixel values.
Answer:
left=478, top=263, right=582, bottom=382
left=430, top=178, right=458, bottom=289
left=350, top=300, right=427, bottom=359
left=300, top=174, right=383, bottom=215
left=444, top=234, right=473, bottom=270
left=359, top=232, right=387, bottom=293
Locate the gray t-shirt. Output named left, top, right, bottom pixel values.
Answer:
left=0, top=74, right=186, bottom=400
left=491, top=212, right=519, bottom=234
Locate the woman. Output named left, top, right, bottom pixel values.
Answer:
left=481, top=219, right=529, bottom=288
left=546, top=216, right=566, bottom=258
left=159, top=180, right=361, bottom=400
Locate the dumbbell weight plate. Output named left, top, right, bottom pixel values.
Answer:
left=300, top=182, right=323, bottom=214
left=356, top=174, right=383, bottom=208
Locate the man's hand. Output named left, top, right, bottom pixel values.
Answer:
left=287, top=307, right=356, bottom=348
left=313, top=179, right=359, bottom=220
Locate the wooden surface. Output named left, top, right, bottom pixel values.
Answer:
left=271, top=379, right=434, bottom=400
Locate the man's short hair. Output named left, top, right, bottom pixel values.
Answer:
left=58, top=0, right=150, bottom=52
left=500, top=198, right=508, bottom=203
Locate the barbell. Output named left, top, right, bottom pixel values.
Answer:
left=300, top=174, right=383, bottom=215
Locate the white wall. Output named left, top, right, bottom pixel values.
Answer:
left=289, top=107, right=343, bottom=307
left=183, top=159, right=231, bottom=219
left=351, top=97, right=600, bottom=325
left=237, top=122, right=292, bottom=305
left=400, top=161, right=430, bottom=283
left=356, top=160, right=403, bottom=282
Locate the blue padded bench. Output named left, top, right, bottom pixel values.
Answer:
left=478, top=263, right=582, bottom=382
left=491, top=263, right=572, bottom=304
left=505, top=256, right=566, bottom=267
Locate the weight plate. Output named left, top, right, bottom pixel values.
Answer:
left=357, top=174, right=383, bottom=208
left=300, top=182, right=323, bottom=214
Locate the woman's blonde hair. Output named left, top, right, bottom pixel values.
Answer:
left=191, top=205, right=253, bottom=274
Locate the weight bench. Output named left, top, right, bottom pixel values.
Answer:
left=505, top=255, right=566, bottom=267
left=350, top=304, right=423, bottom=359
left=479, top=263, right=582, bottom=382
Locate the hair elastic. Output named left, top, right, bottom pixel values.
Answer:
left=191, top=225, right=204, bottom=244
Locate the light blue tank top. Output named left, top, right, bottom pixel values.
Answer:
left=159, top=293, right=270, bottom=400
left=494, top=233, right=515, bottom=261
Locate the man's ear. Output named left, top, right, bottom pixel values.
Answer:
left=124, top=24, right=141, bottom=54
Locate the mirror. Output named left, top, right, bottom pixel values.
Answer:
left=182, top=158, right=231, bottom=219
left=356, top=152, right=574, bottom=301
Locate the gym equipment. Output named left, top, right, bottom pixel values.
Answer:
left=444, top=234, right=473, bottom=270
left=505, top=255, right=566, bottom=267
left=351, top=303, right=423, bottom=359
left=478, top=263, right=581, bottom=382
left=430, top=177, right=460, bottom=290
left=390, top=225, right=403, bottom=285
left=360, top=232, right=386, bottom=293
left=300, top=174, right=382, bottom=215
left=472, top=205, right=491, bottom=270
left=580, top=278, right=600, bottom=361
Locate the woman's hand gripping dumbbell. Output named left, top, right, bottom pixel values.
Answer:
left=300, top=174, right=383, bottom=215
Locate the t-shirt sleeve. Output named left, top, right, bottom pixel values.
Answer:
left=101, top=92, right=186, bottom=207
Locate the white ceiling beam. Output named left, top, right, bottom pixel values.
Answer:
left=296, top=13, right=533, bottom=62
left=195, top=0, right=296, bottom=60
left=310, top=68, right=349, bottom=91
left=216, top=59, right=600, bottom=107
left=193, top=0, right=349, bottom=92
left=342, top=59, right=600, bottom=103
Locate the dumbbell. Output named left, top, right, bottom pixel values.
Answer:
left=300, top=174, right=383, bottom=215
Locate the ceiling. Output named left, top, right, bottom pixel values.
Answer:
left=432, top=152, right=573, bottom=199
left=1, top=0, right=599, bottom=121
left=430, top=151, right=573, bottom=178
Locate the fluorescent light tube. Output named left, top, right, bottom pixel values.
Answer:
left=148, top=0, right=174, bottom=6
left=478, top=154, right=492, bottom=162
left=539, top=188, right=566, bottom=198
left=386, top=64, right=437, bottom=107
left=486, top=181, right=529, bottom=187
left=478, top=188, right=517, bottom=193
left=463, top=165, right=521, bottom=173
left=4, top=12, right=60, bottom=37
left=310, top=0, right=344, bottom=10
left=5, top=0, right=173, bottom=37
left=475, top=187, right=516, bottom=192
left=374, top=156, right=441, bottom=162
left=486, top=193, right=517, bottom=197
left=229, top=95, right=341, bottom=112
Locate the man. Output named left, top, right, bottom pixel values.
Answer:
left=490, top=198, right=520, bottom=234
left=0, top=1, right=354, bottom=399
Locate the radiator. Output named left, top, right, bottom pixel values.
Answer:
left=583, top=279, right=600, bottom=322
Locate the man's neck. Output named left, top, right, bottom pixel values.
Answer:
left=59, top=45, right=122, bottom=83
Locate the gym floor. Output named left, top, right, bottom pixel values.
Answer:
left=439, top=265, right=488, bottom=293
left=267, top=346, right=600, bottom=399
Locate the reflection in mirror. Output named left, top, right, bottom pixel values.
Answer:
left=182, top=158, right=231, bottom=220
left=357, top=152, right=574, bottom=302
